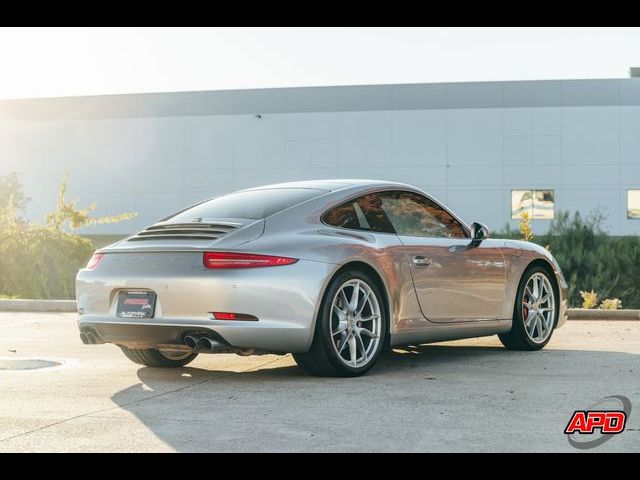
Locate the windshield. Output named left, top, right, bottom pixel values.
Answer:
left=167, top=188, right=328, bottom=221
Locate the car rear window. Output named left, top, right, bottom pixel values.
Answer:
left=168, top=188, right=327, bottom=221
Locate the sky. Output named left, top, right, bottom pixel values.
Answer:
left=0, top=27, right=639, bottom=100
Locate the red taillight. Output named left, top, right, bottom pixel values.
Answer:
left=203, top=252, right=298, bottom=269
left=85, top=253, right=104, bottom=270
left=211, top=312, right=258, bottom=321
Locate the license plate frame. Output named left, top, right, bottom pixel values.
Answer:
left=116, top=291, right=157, bottom=319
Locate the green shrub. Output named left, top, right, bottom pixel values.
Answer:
left=536, top=211, right=640, bottom=308
left=0, top=223, right=94, bottom=299
left=0, top=172, right=136, bottom=300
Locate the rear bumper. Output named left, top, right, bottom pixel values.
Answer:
left=79, top=322, right=231, bottom=350
left=76, top=256, right=335, bottom=353
left=78, top=316, right=316, bottom=353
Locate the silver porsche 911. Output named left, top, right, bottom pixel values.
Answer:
left=76, top=179, right=568, bottom=377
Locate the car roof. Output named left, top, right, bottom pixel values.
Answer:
left=241, top=179, right=410, bottom=192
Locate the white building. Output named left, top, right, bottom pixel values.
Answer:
left=1, top=78, right=639, bottom=236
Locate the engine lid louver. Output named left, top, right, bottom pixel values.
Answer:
left=128, top=222, right=239, bottom=242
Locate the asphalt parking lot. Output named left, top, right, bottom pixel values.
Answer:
left=0, top=312, right=638, bottom=452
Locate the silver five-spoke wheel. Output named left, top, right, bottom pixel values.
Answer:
left=522, top=272, right=556, bottom=344
left=330, top=279, right=381, bottom=368
left=499, top=266, right=558, bottom=351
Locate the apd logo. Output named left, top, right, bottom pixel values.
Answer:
left=565, top=395, right=631, bottom=449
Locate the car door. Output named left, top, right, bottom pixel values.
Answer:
left=378, top=191, right=506, bottom=322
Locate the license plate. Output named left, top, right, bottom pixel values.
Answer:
left=117, top=291, right=156, bottom=319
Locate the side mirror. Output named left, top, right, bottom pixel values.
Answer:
left=470, top=221, right=490, bottom=245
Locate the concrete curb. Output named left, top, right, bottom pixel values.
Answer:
left=0, top=299, right=77, bottom=313
left=567, top=308, right=640, bottom=320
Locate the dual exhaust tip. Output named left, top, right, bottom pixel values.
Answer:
left=183, top=334, right=221, bottom=353
left=80, top=331, right=100, bottom=345
left=80, top=330, right=228, bottom=352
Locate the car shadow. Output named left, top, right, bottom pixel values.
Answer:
left=110, top=344, right=640, bottom=452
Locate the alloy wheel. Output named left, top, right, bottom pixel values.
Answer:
left=522, top=272, right=556, bottom=344
left=329, top=279, right=382, bottom=368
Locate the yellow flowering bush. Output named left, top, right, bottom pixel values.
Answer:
left=580, top=290, right=599, bottom=309
left=600, top=298, right=622, bottom=310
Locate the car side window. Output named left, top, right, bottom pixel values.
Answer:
left=323, top=193, right=395, bottom=233
left=323, top=201, right=361, bottom=230
left=356, top=194, right=395, bottom=232
left=378, top=191, right=467, bottom=238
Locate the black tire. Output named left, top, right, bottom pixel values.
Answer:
left=293, top=269, right=387, bottom=377
left=498, top=265, right=558, bottom=351
left=119, top=345, right=198, bottom=367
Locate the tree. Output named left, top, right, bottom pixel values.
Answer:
left=46, top=173, right=137, bottom=231
left=0, top=171, right=29, bottom=218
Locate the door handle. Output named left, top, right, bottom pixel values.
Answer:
left=412, top=255, right=432, bottom=267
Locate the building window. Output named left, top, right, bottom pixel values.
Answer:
left=629, top=190, right=640, bottom=219
left=511, top=190, right=555, bottom=220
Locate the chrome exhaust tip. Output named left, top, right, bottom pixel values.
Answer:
left=183, top=335, right=199, bottom=350
left=197, top=336, right=230, bottom=353
left=197, top=337, right=215, bottom=352
left=79, top=329, right=104, bottom=345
